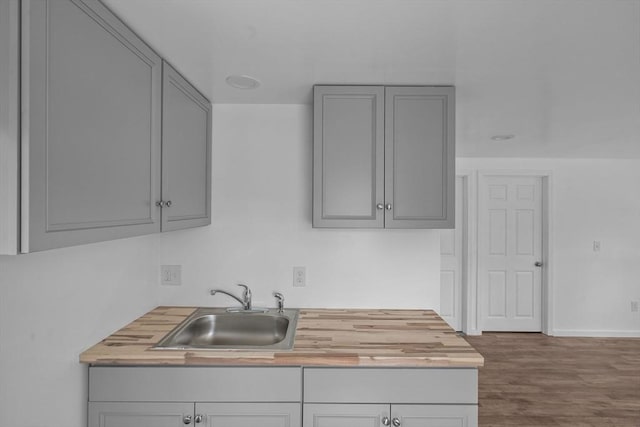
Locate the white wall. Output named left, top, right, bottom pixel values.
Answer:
left=0, top=234, right=160, bottom=427
left=458, top=157, right=640, bottom=336
left=159, top=104, right=441, bottom=310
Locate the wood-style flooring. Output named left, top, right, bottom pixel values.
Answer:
left=465, top=333, right=640, bottom=427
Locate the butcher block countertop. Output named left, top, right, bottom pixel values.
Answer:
left=80, top=307, right=484, bottom=368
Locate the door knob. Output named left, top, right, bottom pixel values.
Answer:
left=392, top=418, right=401, bottom=427
left=183, top=415, right=192, bottom=425
left=382, top=416, right=390, bottom=426
left=534, top=261, right=543, bottom=267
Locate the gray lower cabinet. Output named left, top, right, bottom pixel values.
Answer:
left=88, top=367, right=302, bottom=427
left=313, top=85, right=455, bottom=229
left=89, top=402, right=194, bottom=427
left=304, top=404, right=477, bottom=427
left=87, top=367, right=476, bottom=427
left=303, top=368, right=477, bottom=427
left=0, top=0, right=211, bottom=254
left=89, top=402, right=301, bottom=427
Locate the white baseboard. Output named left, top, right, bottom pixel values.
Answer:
left=552, top=329, right=640, bottom=338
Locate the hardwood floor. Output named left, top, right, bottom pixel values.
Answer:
left=465, top=333, right=640, bottom=427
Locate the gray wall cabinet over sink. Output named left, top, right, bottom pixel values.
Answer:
left=313, top=85, right=455, bottom=229
left=0, top=0, right=211, bottom=255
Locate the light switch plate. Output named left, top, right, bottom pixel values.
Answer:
left=161, top=265, right=181, bottom=286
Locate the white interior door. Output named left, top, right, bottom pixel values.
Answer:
left=479, top=176, right=543, bottom=332
left=440, top=177, right=464, bottom=331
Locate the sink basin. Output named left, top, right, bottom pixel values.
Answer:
left=153, top=308, right=298, bottom=350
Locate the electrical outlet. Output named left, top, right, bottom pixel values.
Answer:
left=293, top=266, right=306, bottom=287
left=631, top=300, right=639, bottom=313
left=161, top=265, right=181, bottom=286
left=593, top=241, right=601, bottom=252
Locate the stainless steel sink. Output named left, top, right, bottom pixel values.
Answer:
left=153, top=307, right=299, bottom=350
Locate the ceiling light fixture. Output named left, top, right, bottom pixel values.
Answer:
left=225, top=74, right=261, bottom=90
left=490, top=134, right=516, bottom=141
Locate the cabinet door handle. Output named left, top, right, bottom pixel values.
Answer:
left=392, top=418, right=401, bottom=427
left=534, top=261, right=543, bottom=267
left=194, top=414, right=204, bottom=424
left=385, top=203, right=392, bottom=211
left=165, top=200, right=172, bottom=207
left=183, top=415, right=192, bottom=425
left=156, top=201, right=165, bottom=208
left=376, top=203, right=384, bottom=210
left=382, top=416, right=391, bottom=426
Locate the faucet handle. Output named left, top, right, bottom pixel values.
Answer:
left=237, top=284, right=251, bottom=309
left=273, top=292, right=284, bottom=313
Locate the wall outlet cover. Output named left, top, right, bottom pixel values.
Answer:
left=293, top=266, right=306, bottom=287
left=161, top=265, right=181, bottom=286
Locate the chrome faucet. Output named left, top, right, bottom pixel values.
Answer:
left=210, top=284, right=252, bottom=310
left=273, top=292, right=284, bottom=313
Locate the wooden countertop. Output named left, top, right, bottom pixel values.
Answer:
left=79, top=307, right=484, bottom=367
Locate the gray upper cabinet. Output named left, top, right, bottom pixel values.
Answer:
left=161, top=61, right=212, bottom=232
left=313, top=86, right=384, bottom=228
left=0, top=0, right=211, bottom=254
left=313, top=85, right=455, bottom=229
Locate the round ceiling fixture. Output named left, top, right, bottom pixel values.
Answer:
left=490, top=134, right=516, bottom=141
left=225, top=74, right=261, bottom=90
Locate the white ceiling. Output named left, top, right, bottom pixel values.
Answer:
left=102, top=0, right=640, bottom=158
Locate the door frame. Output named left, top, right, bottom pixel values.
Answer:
left=474, top=170, right=554, bottom=335
left=448, top=171, right=478, bottom=335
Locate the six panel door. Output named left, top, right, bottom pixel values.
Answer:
left=479, top=176, right=543, bottom=331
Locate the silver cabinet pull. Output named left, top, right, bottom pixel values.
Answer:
left=376, top=203, right=384, bottom=210
left=194, top=414, right=204, bottom=424
left=165, top=200, right=172, bottom=207
left=183, top=415, right=192, bottom=425
left=392, top=418, right=401, bottom=427
left=382, top=416, right=391, bottom=426
left=156, top=201, right=165, bottom=207
left=385, top=203, right=392, bottom=211
left=534, top=261, right=543, bottom=267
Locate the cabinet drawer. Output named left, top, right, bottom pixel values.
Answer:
left=303, top=368, right=477, bottom=404
left=89, top=366, right=301, bottom=402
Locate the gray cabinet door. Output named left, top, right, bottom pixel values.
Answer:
left=0, top=0, right=20, bottom=255
left=161, top=61, right=212, bottom=232
left=199, top=403, right=301, bottom=427
left=313, top=86, right=384, bottom=228
left=384, top=87, right=455, bottom=229
left=22, top=0, right=162, bottom=252
left=390, top=405, right=477, bottom=427
left=303, top=404, right=389, bottom=427
left=88, top=402, right=194, bottom=427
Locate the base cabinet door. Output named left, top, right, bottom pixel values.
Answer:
left=199, top=403, right=301, bottom=427
left=303, top=404, right=388, bottom=427
left=303, top=404, right=477, bottom=427
left=391, top=405, right=477, bottom=427
left=89, top=402, right=194, bottom=427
